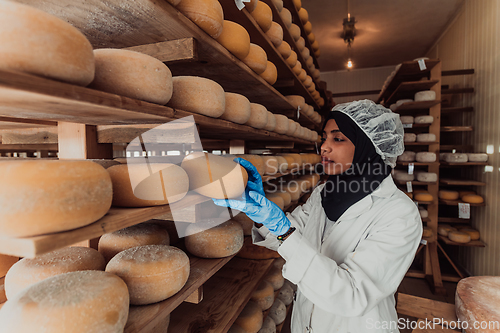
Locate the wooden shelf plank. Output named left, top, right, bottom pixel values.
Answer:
left=441, top=106, right=474, bottom=113
left=441, top=69, right=475, bottom=76
left=168, top=257, right=274, bottom=333
left=439, top=178, right=486, bottom=186
left=403, top=123, right=433, bottom=128
left=0, top=117, right=56, bottom=130
left=439, top=199, right=485, bottom=207
left=394, top=100, right=441, bottom=111
left=397, top=162, right=439, bottom=166
left=438, top=217, right=471, bottom=224
left=438, top=235, right=485, bottom=247
left=404, top=141, right=439, bottom=146
left=0, top=193, right=210, bottom=258
left=440, top=161, right=488, bottom=167
left=125, top=254, right=235, bottom=333
left=0, top=144, right=58, bottom=151
left=395, top=180, right=438, bottom=186
left=385, top=80, right=439, bottom=106
left=441, top=126, right=473, bottom=132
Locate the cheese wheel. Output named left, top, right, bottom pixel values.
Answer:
left=0, top=271, right=129, bottom=333
left=448, top=231, right=471, bottom=243
left=467, top=153, right=488, bottom=162
left=185, top=219, right=244, bottom=258
left=274, top=191, right=292, bottom=206
left=0, top=255, right=18, bottom=278
left=307, top=82, right=316, bottom=93
left=462, top=194, right=484, bottom=204
left=250, top=1, right=273, bottom=32
left=222, top=92, right=252, bottom=124
left=106, top=245, right=189, bottom=305
left=286, top=95, right=306, bottom=110
left=242, top=44, right=268, bottom=74
left=438, top=225, right=457, bottom=237
left=303, top=104, right=314, bottom=116
left=274, top=115, right=290, bottom=134
left=181, top=152, right=248, bottom=199
left=266, top=194, right=285, bottom=210
left=400, top=116, right=414, bottom=124
left=298, top=69, right=308, bottom=82
left=277, top=281, right=294, bottom=306
left=296, top=37, right=306, bottom=51
left=439, top=190, right=460, bottom=200
left=260, top=61, right=278, bottom=85
left=414, top=192, right=433, bottom=202
left=277, top=41, right=292, bottom=58
left=314, top=49, right=321, bottom=58
left=414, top=115, right=434, bottom=124
left=303, top=75, right=313, bottom=87
left=176, top=0, right=224, bottom=38
left=285, top=51, right=298, bottom=67
left=89, top=49, right=173, bottom=105
left=237, top=236, right=281, bottom=259
left=404, top=133, right=417, bottom=142
left=276, top=156, right=289, bottom=173
left=414, top=90, right=436, bottom=102
left=419, top=207, right=429, bottom=218
left=445, top=153, right=468, bottom=163
left=271, top=0, right=283, bottom=11
left=262, top=156, right=280, bottom=175
left=308, top=32, right=316, bottom=43
left=264, top=112, right=277, bottom=131
left=89, top=159, right=122, bottom=169
left=0, top=160, right=112, bottom=237
left=292, top=61, right=302, bottom=75
left=5, top=247, right=105, bottom=300
left=217, top=21, right=251, bottom=60
left=422, top=227, right=433, bottom=238
left=244, top=0, right=258, bottom=12
left=416, top=152, right=436, bottom=162
left=98, top=223, right=170, bottom=262
left=232, top=213, right=254, bottom=236
left=289, top=24, right=301, bottom=41
left=236, top=154, right=265, bottom=176
left=303, top=21, right=313, bottom=34
left=396, top=99, right=413, bottom=106
left=301, top=48, right=310, bottom=61
left=235, top=301, right=263, bottom=333
left=0, top=1, right=95, bottom=86
left=397, top=151, right=416, bottom=162
left=265, top=22, right=283, bottom=47
left=246, top=103, right=269, bottom=128
left=286, top=119, right=297, bottom=136
left=460, top=228, right=480, bottom=241
left=459, top=190, right=476, bottom=198
left=268, top=299, right=287, bottom=324
left=293, top=0, right=302, bottom=9
left=259, top=317, right=277, bottom=333
left=416, top=172, right=437, bottom=182
left=107, top=163, right=189, bottom=207
left=264, top=266, right=284, bottom=290
left=416, top=133, right=436, bottom=142
left=168, top=76, right=225, bottom=117
left=393, top=172, right=414, bottom=182
left=280, top=8, right=292, bottom=28
left=251, top=280, right=275, bottom=310
left=297, top=7, right=309, bottom=23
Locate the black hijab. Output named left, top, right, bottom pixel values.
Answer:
left=321, top=111, right=392, bottom=221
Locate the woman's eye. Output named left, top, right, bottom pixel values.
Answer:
left=334, top=137, right=344, bottom=142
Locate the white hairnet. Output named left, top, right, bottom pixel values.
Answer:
left=331, top=99, right=404, bottom=168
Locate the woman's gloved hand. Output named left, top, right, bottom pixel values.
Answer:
left=212, top=158, right=291, bottom=236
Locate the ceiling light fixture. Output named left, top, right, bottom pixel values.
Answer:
left=342, top=0, right=356, bottom=69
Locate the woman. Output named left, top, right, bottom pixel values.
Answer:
left=214, top=99, right=422, bottom=333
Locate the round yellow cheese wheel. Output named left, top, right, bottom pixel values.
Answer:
left=106, top=245, right=189, bottom=305
left=286, top=119, right=297, bottom=136
left=459, top=190, right=476, bottom=198
left=5, top=246, right=106, bottom=300
left=280, top=8, right=292, bottom=28
left=308, top=32, right=316, bottom=43
left=264, top=111, right=277, bottom=131
left=216, top=21, right=251, bottom=60
left=271, top=0, right=283, bottom=11
left=0, top=254, right=18, bottom=278
left=275, top=156, right=289, bottom=173
left=262, top=156, right=280, bottom=175
left=439, top=190, right=460, bottom=200
left=311, top=39, right=320, bottom=51
left=460, top=228, right=480, bottom=241
left=414, top=192, right=433, bottom=202
left=307, top=82, right=316, bottom=93
left=0, top=160, right=112, bottom=238
left=264, top=266, right=284, bottom=290
left=251, top=280, right=275, bottom=310
left=422, top=227, right=433, bottom=238
left=236, top=154, right=265, bottom=176
left=438, top=225, right=457, bottom=237
left=98, top=223, right=170, bottom=262
left=462, top=194, right=484, bottom=204
left=296, top=37, right=306, bottom=50
left=89, top=49, right=173, bottom=104
left=266, top=194, right=285, bottom=210
left=289, top=24, right=301, bottom=41
left=107, top=163, right=189, bottom=207
left=168, top=76, right=226, bottom=117
left=298, top=69, right=308, bottom=81
left=260, top=316, right=277, bottom=333
left=298, top=8, right=309, bottom=23
left=250, top=1, right=273, bottom=32
left=242, top=43, right=268, bottom=74
left=269, top=299, right=287, bottom=324
left=0, top=271, right=129, bottom=332
left=303, top=21, right=313, bottom=34
left=176, top=0, right=224, bottom=38
left=185, top=219, right=244, bottom=258
left=235, top=301, right=264, bottom=333
left=181, top=152, right=248, bottom=199
left=0, top=1, right=94, bottom=86
left=292, top=61, right=302, bottom=75
left=286, top=95, right=306, bottom=110
left=274, top=114, right=290, bottom=134
left=293, top=0, right=301, bottom=9
left=306, top=55, right=314, bottom=68
left=448, top=231, right=471, bottom=244
left=315, top=49, right=321, bottom=58
left=232, top=214, right=254, bottom=236
left=244, top=0, right=258, bottom=12
left=260, top=61, right=278, bottom=85
left=265, top=22, right=283, bottom=47
left=285, top=50, right=298, bottom=67
left=277, top=41, right=292, bottom=59
left=301, top=47, right=311, bottom=60
left=222, top=92, right=252, bottom=124
left=303, top=75, right=313, bottom=87
left=280, top=153, right=302, bottom=167
left=278, top=281, right=294, bottom=306
left=246, top=103, right=269, bottom=128
left=313, top=68, right=321, bottom=80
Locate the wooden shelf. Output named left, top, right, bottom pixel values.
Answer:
left=441, top=69, right=475, bottom=76
left=440, top=178, right=486, bottom=186
left=440, top=161, right=488, bottom=167
left=168, top=257, right=274, bottom=333
left=385, top=80, right=439, bottom=106
left=0, top=193, right=210, bottom=258
left=441, top=126, right=473, bottom=132
left=441, top=106, right=474, bottom=113
left=397, top=162, right=439, bottom=166
left=441, top=87, right=474, bottom=94
left=438, top=235, right=485, bottom=247
left=404, top=141, right=439, bottom=146
left=439, top=199, right=485, bottom=207
left=415, top=200, right=434, bottom=205
left=125, top=254, right=235, bottom=333
left=394, top=100, right=441, bottom=112
left=395, top=180, right=438, bottom=186
left=438, top=217, right=470, bottom=224
left=403, top=123, right=433, bottom=128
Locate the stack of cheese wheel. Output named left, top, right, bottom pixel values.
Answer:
left=0, top=1, right=95, bottom=86
left=0, top=271, right=129, bottom=332
left=176, top=0, right=224, bottom=38
left=0, top=160, right=112, bottom=238
left=438, top=224, right=457, bottom=237
left=5, top=247, right=106, bottom=300
left=274, top=114, right=289, bottom=134
left=106, top=245, right=190, bottom=304
left=251, top=280, right=275, bottom=310
left=250, top=1, right=273, bottom=32
left=260, top=61, right=278, bottom=84
left=222, top=92, right=252, bottom=124
left=234, top=301, right=263, bottom=333
left=168, top=76, right=226, bottom=117
left=236, top=154, right=266, bottom=176
left=216, top=21, right=251, bottom=60
left=98, top=222, right=170, bottom=262
left=89, top=49, right=173, bottom=105
left=185, top=219, right=244, bottom=258
left=181, top=152, right=248, bottom=199
left=265, top=21, right=283, bottom=47
left=107, top=163, right=189, bottom=207
left=261, top=155, right=280, bottom=175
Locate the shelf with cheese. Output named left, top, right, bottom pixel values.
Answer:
left=438, top=235, right=485, bottom=248
left=392, top=100, right=442, bottom=112
left=440, top=126, right=473, bottom=132
left=439, top=161, right=488, bottom=167
left=440, top=106, right=474, bottom=114
left=439, top=199, right=485, bottom=207
left=439, top=179, right=486, bottom=186
left=384, top=80, right=440, bottom=107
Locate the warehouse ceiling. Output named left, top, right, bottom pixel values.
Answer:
left=307, top=0, right=464, bottom=72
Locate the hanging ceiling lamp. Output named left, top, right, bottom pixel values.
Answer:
left=341, top=0, right=356, bottom=69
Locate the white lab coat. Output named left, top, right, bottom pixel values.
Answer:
left=253, top=174, right=422, bottom=333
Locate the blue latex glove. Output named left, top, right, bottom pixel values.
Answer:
left=233, top=157, right=265, bottom=197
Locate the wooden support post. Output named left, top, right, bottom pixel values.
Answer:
left=124, top=38, right=198, bottom=64
left=58, top=122, right=113, bottom=159
left=184, top=286, right=203, bottom=304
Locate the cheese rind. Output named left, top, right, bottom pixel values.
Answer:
left=414, top=90, right=436, bottom=101
left=416, top=172, right=437, bottom=182
left=462, top=194, right=484, bottom=204
left=260, top=61, right=278, bottom=85
left=268, top=299, right=287, bottom=324
left=274, top=115, right=290, bottom=134
left=265, top=22, right=283, bottom=47
left=289, top=24, right=301, bottom=41
left=278, top=281, right=294, bottom=306
left=467, top=153, right=488, bottom=162
left=264, top=112, right=277, bottom=131
left=242, top=44, right=268, bottom=74
left=448, top=231, right=471, bottom=243
left=246, top=103, right=270, bottom=128
left=298, top=8, right=309, bottom=22
left=460, top=228, right=480, bottom=241
left=414, top=192, right=433, bottom=202
left=280, top=8, right=292, bottom=28
left=250, top=1, right=273, bottom=32
left=400, top=116, right=414, bottom=124
left=251, top=280, right=275, bottom=310
left=216, top=21, right=251, bottom=60
left=276, top=41, right=292, bottom=58
left=235, top=301, right=263, bottom=333
left=416, top=133, right=436, bottom=142
left=439, top=190, right=460, bottom=200
left=444, top=153, right=468, bottom=163
left=176, top=0, right=224, bottom=38
left=416, top=152, right=436, bottom=162
left=259, top=317, right=277, bottom=333
left=397, top=151, right=416, bottom=162
left=222, top=92, right=252, bottom=124
left=264, top=266, right=284, bottom=290
left=185, top=219, right=244, bottom=258
left=414, top=115, right=434, bottom=124
left=303, top=21, right=312, bottom=34
left=404, top=133, right=417, bottom=142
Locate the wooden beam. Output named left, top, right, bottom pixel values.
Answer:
left=123, top=38, right=198, bottom=63
left=0, top=144, right=58, bottom=151
left=0, top=127, right=58, bottom=144
left=331, top=90, right=381, bottom=98
left=58, top=122, right=113, bottom=159
left=97, top=122, right=198, bottom=144
left=397, top=293, right=457, bottom=324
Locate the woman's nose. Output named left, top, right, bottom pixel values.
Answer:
left=320, top=141, right=330, bottom=154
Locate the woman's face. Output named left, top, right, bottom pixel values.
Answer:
left=321, top=119, right=355, bottom=175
